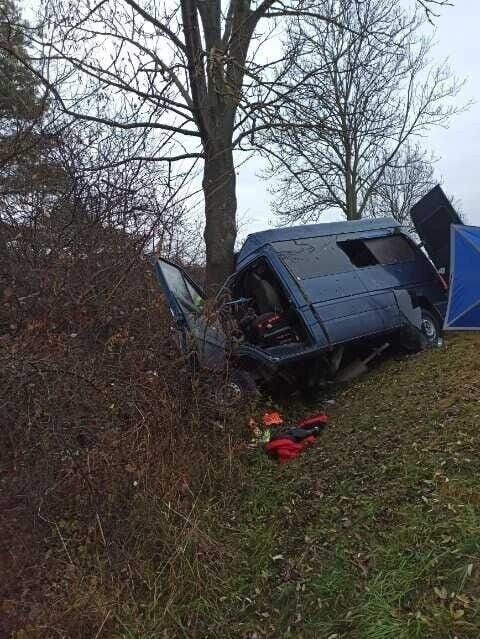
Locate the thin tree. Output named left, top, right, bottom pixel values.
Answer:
left=363, top=144, right=436, bottom=227
left=261, top=0, right=464, bottom=223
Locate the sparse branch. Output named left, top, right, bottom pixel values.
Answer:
left=122, top=0, right=187, bottom=53
left=416, top=0, right=452, bottom=23
left=0, top=40, right=201, bottom=136
left=25, top=0, right=455, bottom=290
left=260, top=0, right=463, bottom=223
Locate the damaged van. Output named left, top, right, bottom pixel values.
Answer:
left=155, top=190, right=454, bottom=401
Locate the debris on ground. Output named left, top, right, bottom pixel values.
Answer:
left=261, top=411, right=284, bottom=427
left=264, top=412, right=328, bottom=463
left=336, top=342, right=390, bottom=382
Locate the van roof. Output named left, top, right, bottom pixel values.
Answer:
left=237, top=216, right=400, bottom=266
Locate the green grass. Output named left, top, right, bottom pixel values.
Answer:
left=147, top=333, right=480, bottom=638
left=16, top=333, right=480, bottom=638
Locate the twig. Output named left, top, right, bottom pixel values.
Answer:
left=93, top=610, right=111, bottom=639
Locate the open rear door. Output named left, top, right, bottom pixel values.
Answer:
left=154, top=258, right=226, bottom=367
left=410, top=185, right=463, bottom=277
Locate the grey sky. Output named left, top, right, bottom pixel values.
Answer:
left=236, top=0, right=480, bottom=237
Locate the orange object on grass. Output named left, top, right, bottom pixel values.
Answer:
left=262, top=411, right=284, bottom=427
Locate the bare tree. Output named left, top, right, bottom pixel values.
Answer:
left=261, top=0, right=464, bottom=223
left=0, top=0, right=453, bottom=292
left=0, top=0, right=208, bottom=309
left=363, top=144, right=436, bottom=226
left=15, top=0, right=303, bottom=292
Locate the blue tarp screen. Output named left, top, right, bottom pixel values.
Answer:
left=444, top=225, right=480, bottom=330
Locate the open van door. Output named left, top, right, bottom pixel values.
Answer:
left=410, top=185, right=463, bottom=278
left=154, top=258, right=227, bottom=368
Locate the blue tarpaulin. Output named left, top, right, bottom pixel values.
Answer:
left=444, top=225, right=480, bottom=330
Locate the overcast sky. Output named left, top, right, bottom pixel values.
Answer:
left=236, top=0, right=480, bottom=237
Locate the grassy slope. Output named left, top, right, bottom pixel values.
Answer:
left=122, top=334, right=480, bottom=639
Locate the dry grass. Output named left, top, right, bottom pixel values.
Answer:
left=0, top=217, right=250, bottom=638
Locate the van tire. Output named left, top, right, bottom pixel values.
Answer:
left=420, top=308, right=442, bottom=347
left=215, top=369, right=259, bottom=407
left=399, top=307, right=441, bottom=353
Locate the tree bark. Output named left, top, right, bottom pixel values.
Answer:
left=203, top=139, right=237, bottom=294
left=345, top=177, right=358, bottom=220
left=344, top=144, right=359, bottom=220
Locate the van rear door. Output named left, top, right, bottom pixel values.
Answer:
left=410, top=185, right=463, bottom=277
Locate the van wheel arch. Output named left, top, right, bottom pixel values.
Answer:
left=400, top=295, right=442, bottom=352
left=410, top=295, right=442, bottom=324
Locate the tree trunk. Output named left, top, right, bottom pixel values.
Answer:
left=344, top=143, right=359, bottom=220
left=345, top=181, right=359, bottom=220
left=203, top=140, right=237, bottom=295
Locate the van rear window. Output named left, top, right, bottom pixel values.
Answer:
left=339, top=236, right=416, bottom=267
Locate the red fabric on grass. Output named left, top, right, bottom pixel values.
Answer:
left=297, top=413, right=328, bottom=428
left=265, top=435, right=317, bottom=463
left=265, top=413, right=329, bottom=463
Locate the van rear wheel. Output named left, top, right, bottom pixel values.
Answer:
left=420, top=308, right=441, bottom=346
left=400, top=307, right=441, bottom=353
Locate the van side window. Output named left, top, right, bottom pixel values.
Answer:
left=338, top=240, right=377, bottom=267
left=338, top=236, right=416, bottom=267
left=274, top=237, right=353, bottom=278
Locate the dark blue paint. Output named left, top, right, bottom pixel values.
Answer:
left=233, top=217, right=446, bottom=369
left=155, top=216, right=447, bottom=379
left=237, top=217, right=400, bottom=268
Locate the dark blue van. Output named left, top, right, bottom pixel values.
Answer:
left=156, top=214, right=447, bottom=401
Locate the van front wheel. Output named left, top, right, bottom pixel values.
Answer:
left=214, top=369, right=259, bottom=407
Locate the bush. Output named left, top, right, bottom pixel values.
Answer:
left=0, top=213, right=250, bottom=637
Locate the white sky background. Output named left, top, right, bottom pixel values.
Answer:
left=236, top=0, right=480, bottom=237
